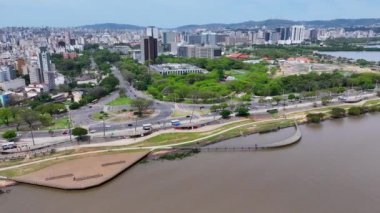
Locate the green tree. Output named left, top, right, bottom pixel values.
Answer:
left=39, top=114, right=54, bottom=127
left=273, top=96, right=282, bottom=105
left=2, top=130, right=17, bottom=141
left=130, top=98, right=153, bottom=116
left=0, top=108, right=13, bottom=126
left=288, top=94, right=296, bottom=102
left=72, top=127, right=88, bottom=140
left=19, top=109, right=40, bottom=145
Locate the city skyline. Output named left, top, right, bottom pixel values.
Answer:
left=0, top=0, right=379, bottom=28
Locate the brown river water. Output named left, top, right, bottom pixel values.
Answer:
left=2, top=114, right=380, bottom=213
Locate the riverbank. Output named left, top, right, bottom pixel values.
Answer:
left=1, top=98, right=379, bottom=180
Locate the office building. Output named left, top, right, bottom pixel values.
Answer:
left=146, top=26, right=159, bottom=39
left=177, top=45, right=221, bottom=59
left=201, top=32, right=217, bottom=45
left=140, top=37, right=158, bottom=64
left=290, top=25, right=305, bottom=44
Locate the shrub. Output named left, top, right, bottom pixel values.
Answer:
left=235, top=106, right=250, bottom=117
left=348, top=107, right=365, bottom=116
left=69, top=102, right=81, bottom=110
left=306, top=113, right=325, bottom=123
left=331, top=107, right=346, bottom=119
left=220, top=109, right=231, bottom=119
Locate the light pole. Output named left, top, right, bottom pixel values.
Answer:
left=189, top=106, right=195, bottom=124
left=65, top=105, right=72, bottom=142
left=134, top=116, right=138, bottom=133
left=101, top=116, right=106, bottom=138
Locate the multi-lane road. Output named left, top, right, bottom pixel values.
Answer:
left=20, top=65, right=379, bottom=139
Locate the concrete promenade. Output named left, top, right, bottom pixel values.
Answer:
left=12, top=151, right=150, bottom=190
left=260, top=122, right=302, bottom=149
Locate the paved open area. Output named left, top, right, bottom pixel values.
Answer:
left=12, top=151, right=149, bottom=190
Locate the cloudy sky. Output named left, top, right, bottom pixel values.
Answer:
left=0, top=0, right=378, bottom=27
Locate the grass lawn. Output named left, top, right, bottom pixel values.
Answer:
left=132, top=119, right=294, bottom=148
left=42, top=117, right=70, bottom=130
left=107, top=96, right=132, bottom=106
left=171, top=110, right=189, bottom=118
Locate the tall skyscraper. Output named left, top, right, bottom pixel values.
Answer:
left=290, top=25, right=305, bottom=44
left=141, top=37, right=158, bottom=64
left=146, top=26, right=159, bottom=39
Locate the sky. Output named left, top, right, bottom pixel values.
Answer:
left=0, top=0, right=379, bottom=27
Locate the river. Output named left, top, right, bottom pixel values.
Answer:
left=319, top=51, right=380, bottom=62
left=2, top=114, right=380, bottom=213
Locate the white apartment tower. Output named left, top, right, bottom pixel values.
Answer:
left=290, top=25, right=305, bottom=44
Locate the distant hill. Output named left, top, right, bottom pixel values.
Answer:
left=175, top=18, right=380, bottom=30
left=79, top=23, right=143, bottom=30
left=78, top=19, right=380, bottom=31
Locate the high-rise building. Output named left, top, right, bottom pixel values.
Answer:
left=163, top=32, right=177, bottom=44
left=186, top=35, right=202, bottom=45
left=141, top=37, right=158, bottom=64
left=310, top=29, right=319, bottom=43
left=146, top=26, right=159, bottom=39
left=36, top=47, right=56, bottom=90
left=0, top=66, right=16, bottom=82
left=201, top=32, right=217, bottom=45
left=276, top=27, right=292, bottom=41
left=290, top=25, right=305, bottom=44
left=28, top=63, right=41, bottom=84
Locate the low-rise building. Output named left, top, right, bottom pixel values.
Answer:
left=0, top=78, right=26, bottom=91
left=150, top=63, right=207, bottom=76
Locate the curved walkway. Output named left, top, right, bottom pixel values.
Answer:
left=260, top=122, right=302, bottom=149
left=0, top=118, right=302, bottom=175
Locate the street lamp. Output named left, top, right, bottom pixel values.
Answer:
left=65, top=105, right=73, bottom=142
left=102, top=116, right=106, bottom=137
left=134, top=116, right=138, bottom=133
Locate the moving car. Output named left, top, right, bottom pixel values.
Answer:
left=1, top=142, right=17, bottom=150
left=142, top=124, right=153, bottom=130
